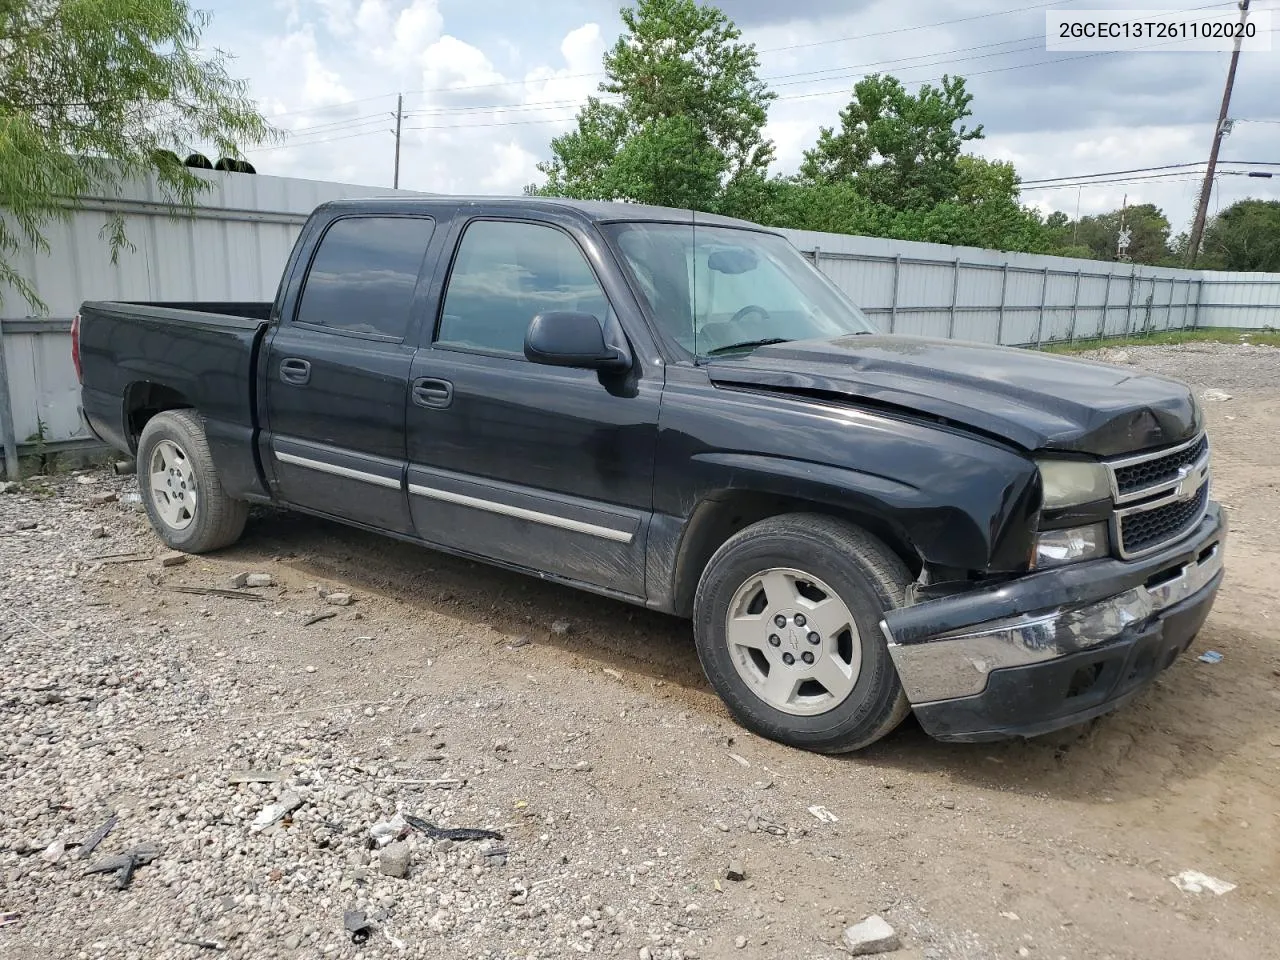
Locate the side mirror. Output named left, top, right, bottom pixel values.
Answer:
left=524, top=312, right=631, bottom=371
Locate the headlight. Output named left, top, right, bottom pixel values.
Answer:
left=1036, top=458, right=1110, bottom=509
left=1032, top=522, right=1110, bottom=569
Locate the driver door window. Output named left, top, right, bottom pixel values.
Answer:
left=437, top=220, right=610, bottom=355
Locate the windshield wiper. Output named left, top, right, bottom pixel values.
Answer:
left=703, top=338, right=793, bottom=358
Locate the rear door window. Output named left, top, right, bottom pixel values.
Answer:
left=295, top=216, right=435, bottom=340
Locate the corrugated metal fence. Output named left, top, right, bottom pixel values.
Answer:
left=0, top=171, right=422, bottom=476
left=3, top=178, right=1278, bottom=476
left=777, top=229, right=1280, bottom=341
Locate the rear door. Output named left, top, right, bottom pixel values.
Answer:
left=263, top=214, right=437, bottom=533
left=404, top=216, right=661, bottom=597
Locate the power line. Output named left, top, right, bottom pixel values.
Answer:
left=1021, top=161, right=1280, bottom=186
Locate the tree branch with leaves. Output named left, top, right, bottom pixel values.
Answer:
left=0, top=0, right=277, bottom=311
left=529, top=0, right=774, bottom=211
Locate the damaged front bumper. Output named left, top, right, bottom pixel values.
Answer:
left=881, top=504, right=1226, bottom=742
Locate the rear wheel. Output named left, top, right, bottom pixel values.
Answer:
left=137, top=410, right=247, bottom=553
left=693, top=514, right=913, bottom=753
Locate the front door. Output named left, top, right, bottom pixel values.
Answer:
left=263, top=214, right=436, bottom=533
left=405, top=217, right=661, bottom=597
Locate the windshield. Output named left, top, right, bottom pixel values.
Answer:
left=604, top=221, right=873, bottom=358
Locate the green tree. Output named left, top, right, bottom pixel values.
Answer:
left=1071, top=203, right=1172, bottom=265
left=530, top=0, right=774, bottom=209
left=799, top=74, right=983, bottom=209
left=1200, top=199, right=1280, bottom=272
left=1, top=0, right=275, bottom=310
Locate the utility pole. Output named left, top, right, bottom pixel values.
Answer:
left=1186, top=0, right=1251, bottom=266
left=393, top=93, right=403, bottom=190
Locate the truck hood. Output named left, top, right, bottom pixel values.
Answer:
left=705, top=335, right=1201, bottom=457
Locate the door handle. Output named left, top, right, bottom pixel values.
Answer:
left=279, top=358, right=311, bottom=385
left=412, top=377, right=453, bottom=409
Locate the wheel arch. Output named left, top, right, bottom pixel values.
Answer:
left=124, top=381, right=194, bottom=452
left=669, top=490, right=923, bottom=619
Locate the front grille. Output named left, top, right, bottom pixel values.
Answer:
left=1113, top=435, right=1209, bottom=498
left=1119, top=483, right=1209, bottom=556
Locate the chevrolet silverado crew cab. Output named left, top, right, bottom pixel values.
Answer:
left=75, top=198, right=1225, bottom=752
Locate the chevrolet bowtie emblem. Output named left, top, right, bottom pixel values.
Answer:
left=1172, top=464, right=1203, bottom=503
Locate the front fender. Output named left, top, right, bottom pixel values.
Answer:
left=648, top=374, right=1041, bottom=611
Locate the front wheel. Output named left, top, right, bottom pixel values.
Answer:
left=692, top=514, right=913, bottom=753
left=137, top=410, right=248, bottom=553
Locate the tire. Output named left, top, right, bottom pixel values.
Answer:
left=137, top=409, right=248, bottom=553
left=692, top=514, right=913, bottom=753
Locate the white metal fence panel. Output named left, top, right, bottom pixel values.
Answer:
left=779, top=228, right=1279, bottom=342
left=2, top=189, right=1278, bottom=477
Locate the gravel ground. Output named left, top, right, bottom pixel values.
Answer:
left=2, top=342, right=1279, bottom=960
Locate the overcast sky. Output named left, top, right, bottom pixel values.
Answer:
left=203, top=0, right=1280, bottom=230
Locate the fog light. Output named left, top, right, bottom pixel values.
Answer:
left=1033, top=522, right=1109, bottom=569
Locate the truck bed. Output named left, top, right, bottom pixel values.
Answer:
left=78, top=300, right=272, bottom=500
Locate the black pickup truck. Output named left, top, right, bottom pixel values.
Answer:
left=76, top=197, right=1225, bottom=752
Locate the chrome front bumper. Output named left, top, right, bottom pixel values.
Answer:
left=882, top=512, right=1225, bottom=707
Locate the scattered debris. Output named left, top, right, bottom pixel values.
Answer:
left=734, top=935, right=748, bottom=949
left=245, top=573, right=274, bottom=588
left=175, top=937, right=226, bottom=951
left=77, top=815, right=118, bottom=859
left=841, top=915, right=901, bottom=956
left=250, top=791, right=304, bottom=833
left=1202, top=389, right=1233, bottom=402
left=370, top=813, right=410, bottom=848
left=83, top=843, right=161, bottom=890
left=550, top=620, right=572, bottom=636
left=88, top=525, right=107, bottom=539
left=1000, top=911, right=1021, bottom=921
left=227, top=572, right=250, bottom=589
left=807, top=805, right=839, bottom=823
left=0, top=912, right=18, bottom=928
left=41, top=839, right=66, bottom=863
left=940, top=798, right=956, bottom=810
left=602, top=667, right=623, bottom=680
left=304, top=611, right=338, bottom=626
left=160, top=551, right=189, bottom=567
left=507, top=635, right=531, bottom=648
left=1197, top=650, right=1224, bottom=664
left=344, top=908, right=374, bottom=944
left=573, top=761, right=592, bottom=773
left=379, top=841, right=411, bottom=879
left=726, top=860, right=746, bottom=882
left=403, top=814, right=503, bottom=842
left=166, top=585, right=268, bottom=602
left=325, top=592, right=353, bottom=606
left=729, top=753, right=751, bottom=768
left=380, top=777, right=463, bottom=789
left=92, top=551, right=151, bottom=564
left=1171, top=870, right=1236, bottom=895
left=745, top=810, right=787, bottom=836
left=227, top=770, right=285, bottom=785
left=16, top=520, right=38, bottom=531
left=88, top=491, right=118, bottom=505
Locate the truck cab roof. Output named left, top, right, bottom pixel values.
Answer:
left=312, top=195, right=769, bottom=231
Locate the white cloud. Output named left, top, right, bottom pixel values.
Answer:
left=419, top=35, right=505, bottom=92
left=211, top=1, right=1279, bottom=224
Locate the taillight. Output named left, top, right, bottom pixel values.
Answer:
left=71, top=313, right=82, bottom=383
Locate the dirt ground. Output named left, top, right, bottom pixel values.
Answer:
left=4, top=341, right=1279, bottom=960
